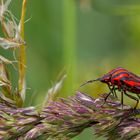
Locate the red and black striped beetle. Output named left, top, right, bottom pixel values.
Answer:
left=81, top=67, right=140, bottom=109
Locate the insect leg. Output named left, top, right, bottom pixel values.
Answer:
left=124, top=91, right=139, bottom=109
left=112, top=86, right=118, bottom=98
left=101, top=91, right=112, bottom=107
left=107, top=83, right=117, bottom=98
left=121, top=90, right=124, bottom=109
left=102, top=89, right=118, bottom=107
left=104, top=91, right=112, bottom=102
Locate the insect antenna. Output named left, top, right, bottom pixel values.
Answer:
left=80, top=78, right=101, bottom=87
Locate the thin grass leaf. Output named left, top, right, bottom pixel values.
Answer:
left=45, top=74, right=67, bottom=106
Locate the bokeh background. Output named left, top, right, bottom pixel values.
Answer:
left=1, top=0, right=140, bottom=139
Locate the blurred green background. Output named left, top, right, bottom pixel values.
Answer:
left=1, top=0, right=140, bottom=139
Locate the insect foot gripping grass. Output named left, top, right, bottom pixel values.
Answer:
left=81, top=67, right=140, bottom=109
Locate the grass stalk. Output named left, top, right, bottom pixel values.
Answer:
left=63, top=0, right=77, bottom=95
left=18, top=0, right=27, bottom=102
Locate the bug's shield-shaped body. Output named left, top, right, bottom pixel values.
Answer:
left=100, top=67, right=140, bottom=94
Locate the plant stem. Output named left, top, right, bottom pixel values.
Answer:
left=63, top=0, right=77, bottom=95
left=18, top=0, right=27, bottom=101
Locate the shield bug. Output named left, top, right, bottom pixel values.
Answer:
left=81, top=67, right=140, bottom=109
